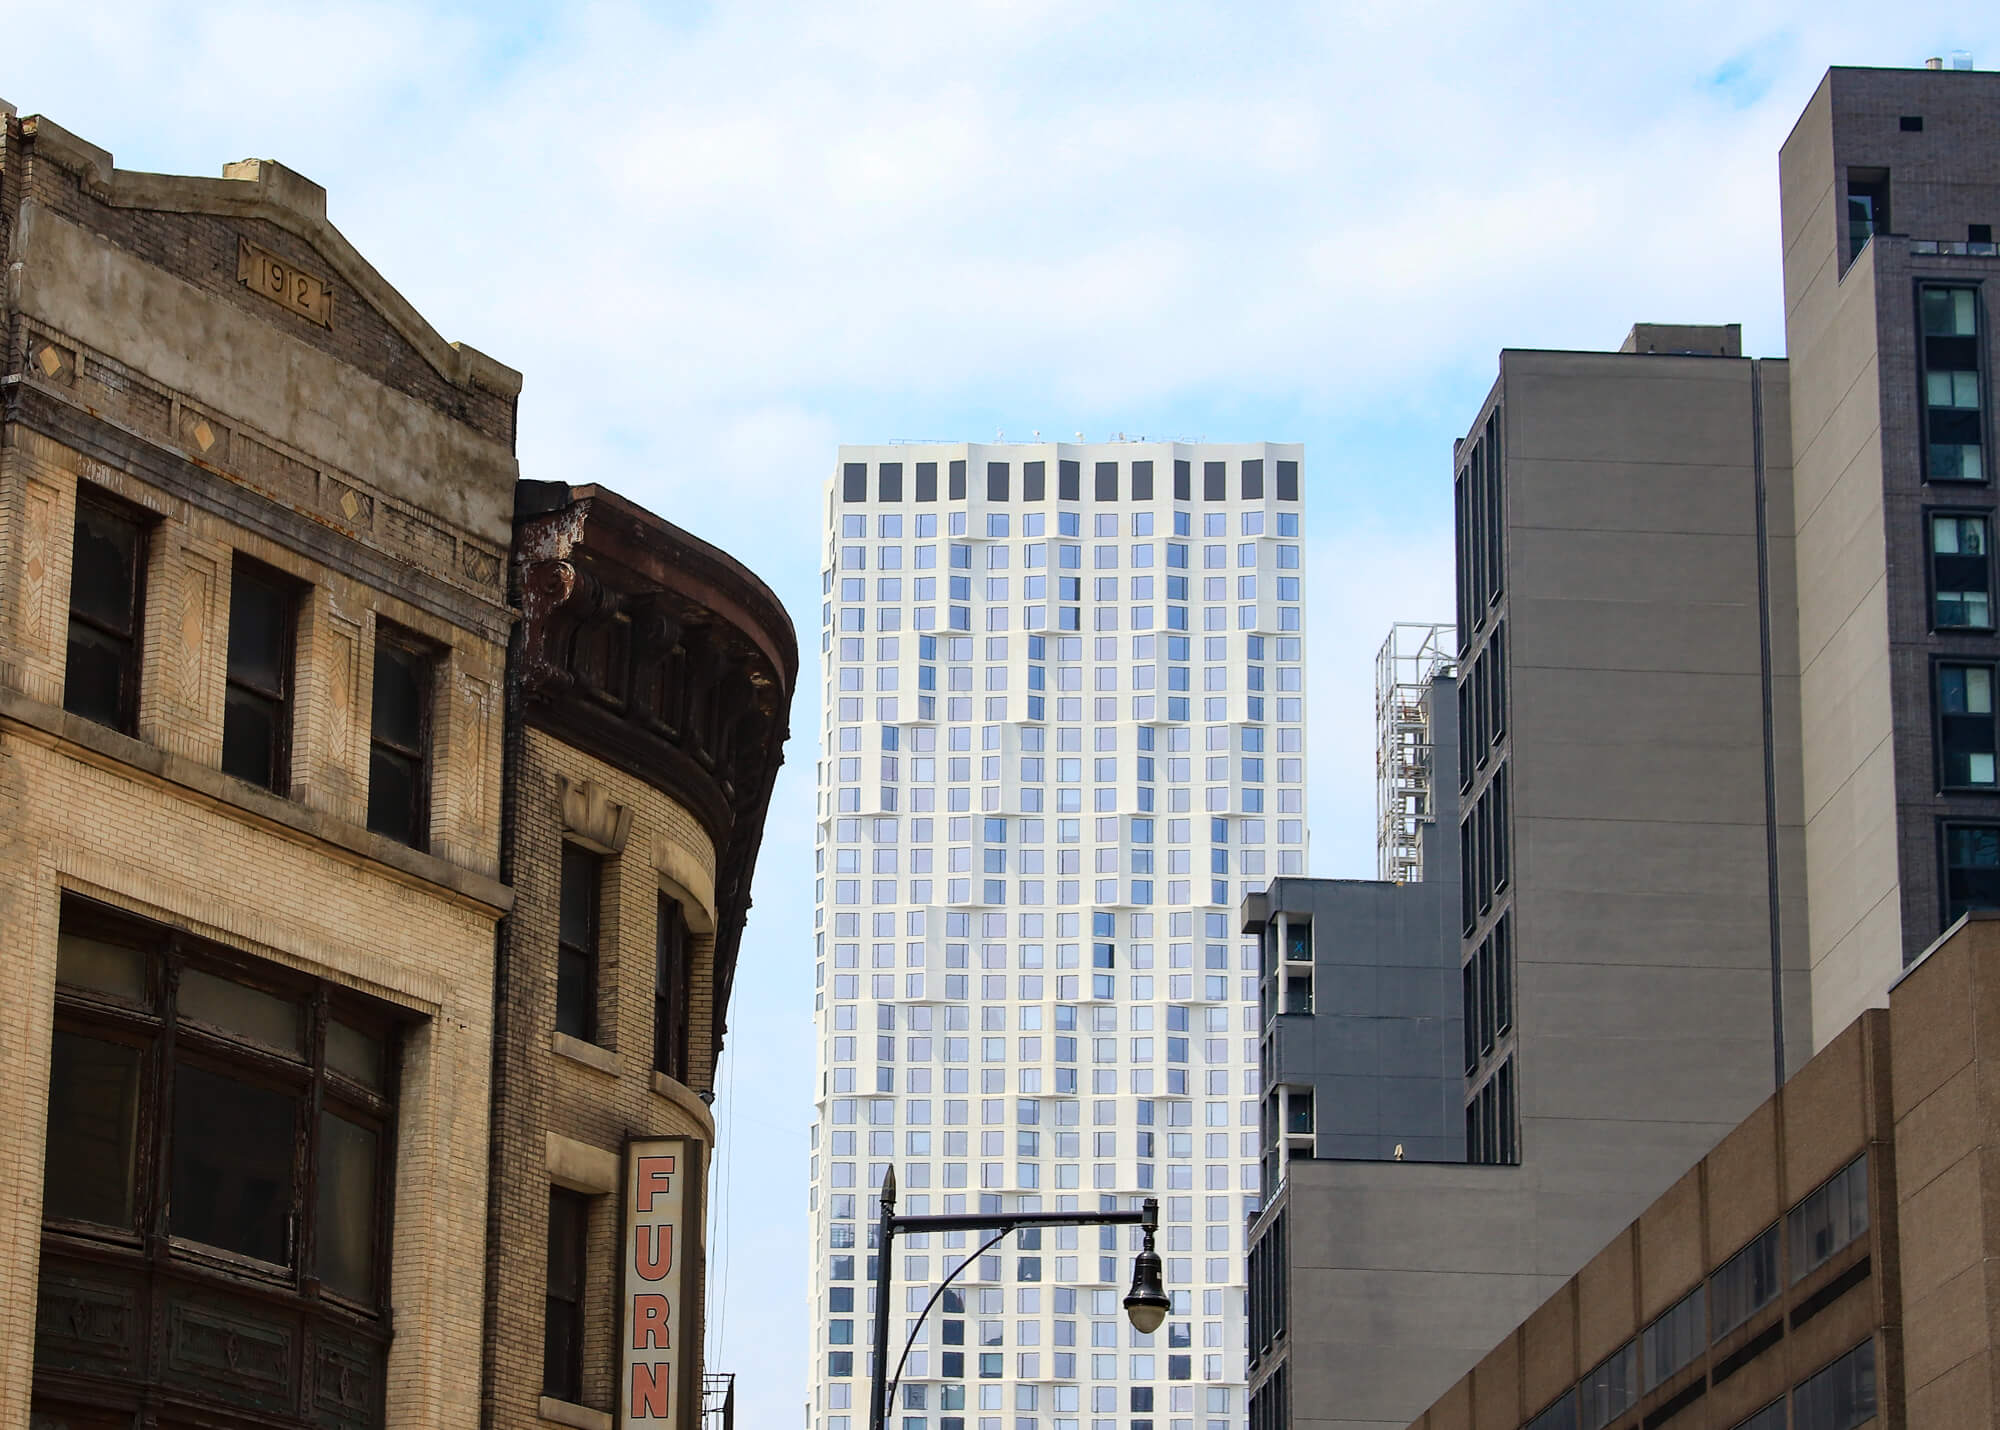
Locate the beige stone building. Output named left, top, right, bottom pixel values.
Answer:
left=0, top=109, right=517, bottom=1430
left=0, top=105, right=796, bottom=1430
left=1395, top=906, right=2000, bottom=1430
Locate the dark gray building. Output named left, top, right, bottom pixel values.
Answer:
left=1248, top=670, right=1464, bottom=1182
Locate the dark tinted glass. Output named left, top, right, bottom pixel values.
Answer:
left=544, top=1189, right=589, bottom=1400
left=1793, top=1338, right=1875, bottom=1430
left=316, top=1110, right=378, bottom=1302
left=1132, top=461, right=1154, bottom=501
left=1711, top=1224, right=1780, bottom=1338
left=560, top=847, right=598, bottom=950
left=1242, top=460, right=1263, bottom=499
left=1203, top=462, right=1226, bottom=501
left=367, top=748, right=420, bottom=844
left=879, top=463, right=903, bottom=502
left=63, top=628, right=133, bottom=728
left=170, top=1063, right=296, bottom=1265
left=44, top=1031, right=141, bottom=1228
left=371, top=640, right=426, bottom=752
left=227, top=570, right=290, bottom=692
left=222, top=688, right=280, bottom=787
left=70, top=503, right=141, bottom=633
left=558, top=947, right=593, bottom=1041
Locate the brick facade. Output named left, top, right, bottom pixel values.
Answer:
left=0, top=110, right=515, bottom=1430
left=0, top=107, right=795, bottom=1430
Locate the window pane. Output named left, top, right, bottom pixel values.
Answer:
left=222, top=687, right=281, bottom=788
left=371, top=640, right=426, bottom=752
left=70, top=503, right=141, bottom=634
left=64, top=624, right=133, bottom=729
left=1711, top=1224, right=1779, bottom=1339
left=56, top=930, right=147, bottom=1002
left=367, top=747, right=420, bottom=845
left=544, top=1188, right=589, bottom=1401
left=316, top=1110, right=379, bottom=1302
left=227, top=570, right=290, bottom=693
left=326, top=1020, right=385, bottom=1091
left=557, top=946, right=593, bottom=1042
left=560, top=847, right=598, bottom=950
left=170, top=1063, right=297, bottom=1266
left=44, top=1031, right=141, bottom=1228
left=1947, top=825, right=2000, bottom=921
left=178, top=967, right=301, bottom=1053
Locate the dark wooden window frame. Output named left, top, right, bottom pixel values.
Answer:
left=64, top=483, right=152, bottom=734
left=366, top=622, right=436, bottom=849
left=557, top=844, right=601, bottom=1044
left=654, top=893, right=695, bottom=1084
left=543, top=1187, right=591, bottom=1403
left=222, top=554, right=301, bottom=794
left=37, top=894, right=404, bottom=1428
left=44, top=895, right=401, bottom=1301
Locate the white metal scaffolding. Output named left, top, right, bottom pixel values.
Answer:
left=1375, top=622, right=1456, bottom=883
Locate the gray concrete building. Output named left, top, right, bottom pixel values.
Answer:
left=1247, top=60, right=2000, bottom=1430
left=1247, top=326, right=1802, bottom=1430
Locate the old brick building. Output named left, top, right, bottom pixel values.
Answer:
left=486, top=483, right=794, bottom=1430
left=0, top=106, right=794, bottom=1430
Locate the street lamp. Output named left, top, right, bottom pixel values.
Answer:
left=867, top=1167, right=1169, bottom=1430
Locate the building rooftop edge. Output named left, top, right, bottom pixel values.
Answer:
left=13, top=111, right=523, bottom=400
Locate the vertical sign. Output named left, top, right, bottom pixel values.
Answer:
left=621, top=1137, right=702, bottom=1427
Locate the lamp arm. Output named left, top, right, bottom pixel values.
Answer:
left=884, top=1227, right=1012, bottom=1415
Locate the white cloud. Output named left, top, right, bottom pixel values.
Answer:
left=8, top=5, right=2000, bottom=1421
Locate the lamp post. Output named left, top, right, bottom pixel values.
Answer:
left=867, top=1167, right=1169, bottom=1430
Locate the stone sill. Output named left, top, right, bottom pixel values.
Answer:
left=0, top=685, right=511, bottom=914
left=552, top=1031, right=620, bottom=1076
left=538, top=1397, right=611, bottom=1430
left=651, top=1069, right=717, bottom=1141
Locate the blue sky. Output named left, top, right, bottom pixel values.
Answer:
left=10, top=5, right=2000, bottom=1423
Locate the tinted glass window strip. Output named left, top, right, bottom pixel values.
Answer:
left=1485, top=409, right=1504, bottom=601
left=1578, top=1340, right=1638, bottom=1430
left=1789, top=1153, right=1869, bottom=1283
left=1642, top=1284, right=1705, bottom=1390
left=1792, top=1338, right=1876, bottom=1430
left=1945, top=821, right=2000, bottom=923
left=1711, top=1224, right=1780, bottom=1339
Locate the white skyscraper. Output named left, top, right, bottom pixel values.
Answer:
left=808, top=442, right=1308, bottom=1430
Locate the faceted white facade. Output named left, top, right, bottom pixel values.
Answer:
left=808, top=442, right=1308, bottom=1430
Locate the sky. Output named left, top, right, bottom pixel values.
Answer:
left=9, top=5, right=2000, bottom=1424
